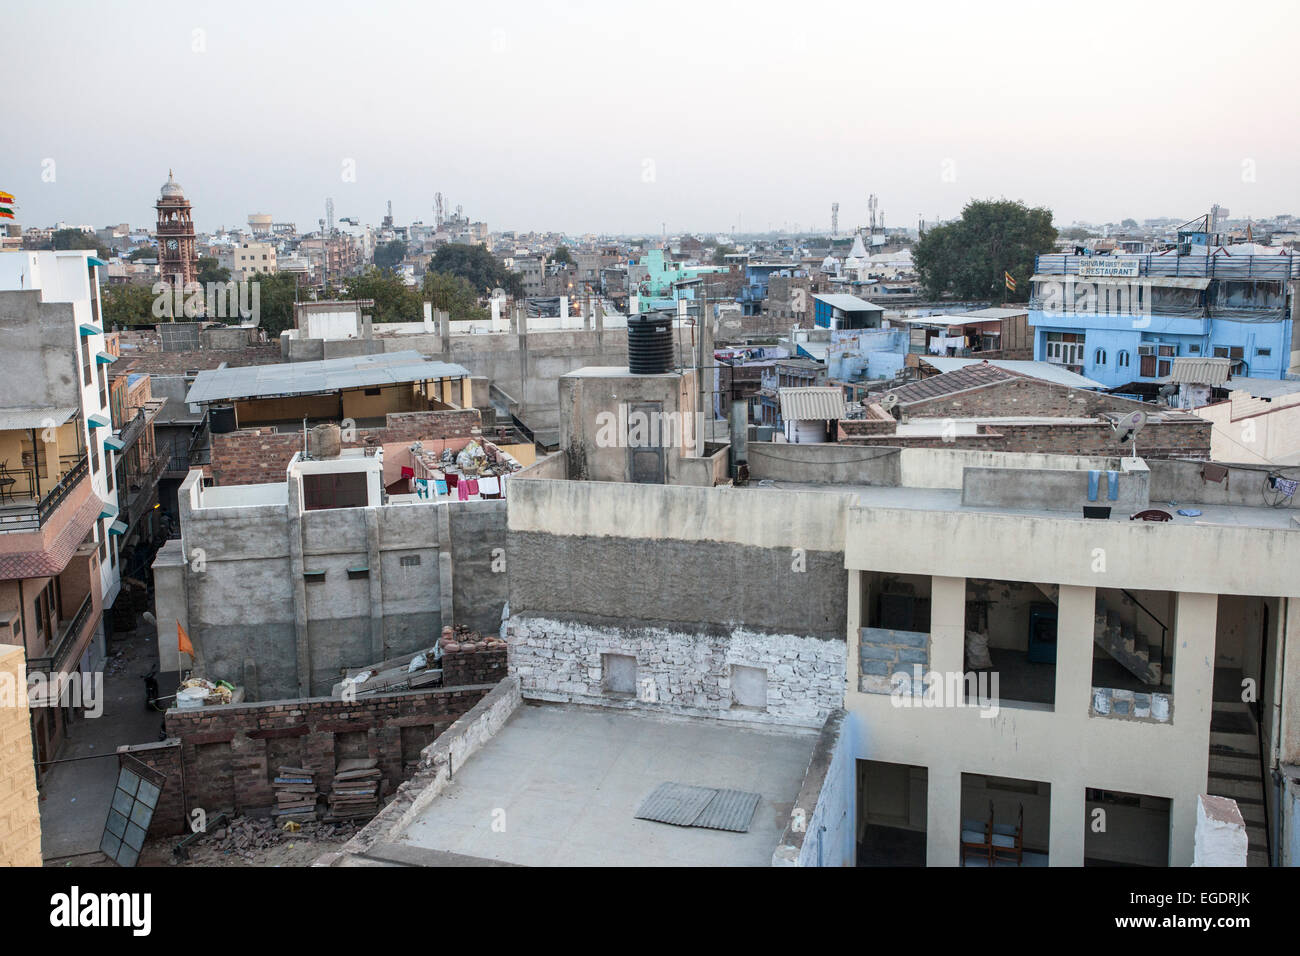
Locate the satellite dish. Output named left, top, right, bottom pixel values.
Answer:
left=880, top=393, right=900, bottom=411
left=491, top=287, right=506, bottom=299
left=1112, top=410, right=1147, bottom=455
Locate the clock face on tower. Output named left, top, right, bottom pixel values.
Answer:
left=166, top=239, right=179, bottom=251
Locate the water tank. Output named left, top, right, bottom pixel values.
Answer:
left=627, top=314, right=674, bottom=374
left=308, top=423, right=342, bottom=459
left=209, top=405, right=237, bottom=434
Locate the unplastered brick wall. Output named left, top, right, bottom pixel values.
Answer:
left=902, top=376, right=1153, bottom=419
left=840, top=420, right=1210, bottom=458
left=211, top=408, right=481, bottom=484
left=0, top=645, right=42, bottom=866
left=506, top=616, right=845, bottom=728
left=441, top=639, right=507, bottom=688
left=120, top=684, right=492, bottom=834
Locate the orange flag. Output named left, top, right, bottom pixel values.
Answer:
left=177, top=620, right=195, bottom=657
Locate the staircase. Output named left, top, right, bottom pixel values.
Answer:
left=1093, top=597, right=1162, bottom=685
left=1208, top=697, right=1270, bottom=867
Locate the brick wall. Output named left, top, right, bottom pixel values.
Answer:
left=840, top=419, right=1211, bottom=458
left=902, top=376, right=1152, bottom=419
left=441, top=638, right=507, bottom=688
left=121, top=684, right=492, bottom=834
left=210, top=408, right=481, bottom=484
left=0, top=645, right=42, bottom=866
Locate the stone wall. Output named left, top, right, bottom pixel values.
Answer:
left=506, top=615, right=845, bottom=728
left=0, top=645, right=42, bottom=866
left=440, top=638, right=508, bottom=688
left=119, top=684, right=493, bottom=835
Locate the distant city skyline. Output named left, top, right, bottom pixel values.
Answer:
left=8, top=0, right=1299, bottom=236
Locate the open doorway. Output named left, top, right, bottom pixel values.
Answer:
left=856, top=759, right=927, bottom=866
left=960, top=773, right=1050, bottom=866
left=1084, top=788, right=1171, bottom=866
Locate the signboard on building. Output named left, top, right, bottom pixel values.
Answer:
left=1077, top=260, right=1140, bottom=278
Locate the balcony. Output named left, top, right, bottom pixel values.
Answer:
left=1036, top=253, right=1298, bottom=280
left=0, top=455, right=89, bottom=533
left=26, top=590, right=96, bottom=675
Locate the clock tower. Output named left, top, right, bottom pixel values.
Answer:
left=155, top=170, right=199, bottom=289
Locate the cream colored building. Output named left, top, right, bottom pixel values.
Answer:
left=0, top=644, right=42, bottom=866
left=1195, top=379, right=1300, bottom=465
left=226, top=240, right=277, bottom=280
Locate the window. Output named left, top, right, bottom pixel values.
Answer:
left=1045, top=332, right=1085, bottom=365
left=97, top=518, right=106, bottom=561
left=1117, top=350, right=1130, bottom=368
left=601, top=653, right=637, bottom=696
left=730, top=665, right=768, bottom=710
left=1188, top=344, right=1200, bottom=354
left=1094, top=348, right=1107, bottom=366
left=90, top=438, right=99, bottom=475
left=1257, top=347, right=1271, bottom=357
left=81, top=336, right=93, bottom=386
left=301, top=472, right=368, bottom=510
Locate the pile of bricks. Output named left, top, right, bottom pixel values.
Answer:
left=441, top=624, right=508, bottom=688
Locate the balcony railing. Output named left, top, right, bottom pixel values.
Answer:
left=1036, top=253, right=1298, bottom=280
left=26, top=591, right=95, bottom=674
left=0, top=455, right=89, bottom=533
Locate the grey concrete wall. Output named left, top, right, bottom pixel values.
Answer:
left=748, top=442, right=902, bottom=486
left=508, top=530, right=846, bottom=640
left=961, top=465, right=1149, bottom=513
left=157, top=491, right=509, bottom=700
left=1149, top=459, right=1300, bottom=511
left=0, top=292, right=81, bottom=410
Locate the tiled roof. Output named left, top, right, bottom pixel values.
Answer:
left=886, top=363, right=1017, bottom=406
left=0, top=494, right=101, bottom=581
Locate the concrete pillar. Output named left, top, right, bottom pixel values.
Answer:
left=1193, top=794, right=1248, bottom=865
left=437, top=309, right=450, bottom=357
left=286, top=481, right=311, bottom=697
left=1280, top=598, right=1300, bottom=766
left=929, top=575, right=965, bottom=678
left=365, top=508, right=384, bottom=663
left=1169, top=591, right=1218, bottom=866
left=437, top=503, right=454, bottom=632
left=1047, top=584, right=1095, bottom=866
left=846, top=570, right=862, bottom=695
left=559, top=296, right=568, bottom=327
left=927, top=765, right=962, bottom=866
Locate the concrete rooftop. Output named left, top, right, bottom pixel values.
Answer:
left=752, top=480, right=1299, bottom=531
left=385, top=703, right=817, bottom=866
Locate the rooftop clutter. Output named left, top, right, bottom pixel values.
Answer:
left=406, top=437, right=522, bottom=501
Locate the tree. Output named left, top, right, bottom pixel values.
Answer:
left=711, top=244, right=737, bottom=266
left=1121, top=218, right=1138, bottom=230
left=1058, top=227, right=1097, bottom=241
left=50, top=228, right=113, bottom=260
left=338, top=268, right=424, bottom=323
left=912, top=199, right=1057, bottom=303
left=101, top=284, right=157, bottom=327
left=197, top=256, right=231, bottom=285
left=127, top=246, right=154, bottom=261
left=550, top=244, right=574, bottom=266
left=248, top=271, right=301, bottom=337
left=373, top=239, right=407, bottom=270
left=428, top=243, right=521, bottom=297
left=423, top=271, right=487, bottom=321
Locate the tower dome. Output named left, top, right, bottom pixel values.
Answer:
left=160, top=169, right=185, bottom=200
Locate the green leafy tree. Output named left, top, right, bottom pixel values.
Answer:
left=197, top=256, right=231, bottom=285
left=1059, top=227, right=1097, bottom=241
left=429, top=243, right=522, bottom=297
left=373, top=239, right=407, bottom=270
left=423, top=271, right=487, bottom=320
left=338, top=268, right=424, bottom=323
left=248, top=271, right=301, bottom=337
left=51, top=228, right=113, bottom=260
left=101, top=284, right=157, bottom=326
left=711, top=243, right=737, bottom=266
left=127, top=246, right=155, bottom=261
left=550, top=244, right=574, bottom=266
left=913, top=199, right=1057, bottom=303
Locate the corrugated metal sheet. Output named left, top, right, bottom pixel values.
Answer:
left=185, top=350, right=470, bottom=404
left=635, top=783, right=761, bottom=833
left=813, top=293, right=884, bottom=312
left=779, top=386, right=846, bottom=421
left=1167, top=356, right=1233, bottom=386
left=692, top=789, right=761, bottom=832
left=0, top=406, right=77, bottom=431
left=635, top=783, right=717, bottom=827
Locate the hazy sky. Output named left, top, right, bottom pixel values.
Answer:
left=8, top=0, right=1299, bottom=236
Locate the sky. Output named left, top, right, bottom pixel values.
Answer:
left=7, top=0, right=1299, bottom=236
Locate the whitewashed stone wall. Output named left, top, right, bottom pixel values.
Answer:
left=506, top=616, right=846, bottom=728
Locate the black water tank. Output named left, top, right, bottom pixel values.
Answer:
left=210, top=405, right=237, bottom=434
left=627, top=314, right=673, bottom=374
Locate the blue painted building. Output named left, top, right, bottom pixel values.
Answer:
left=1028, top=250, right=1298, bottom=390
left=739, top=262, right=798, bottom=315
